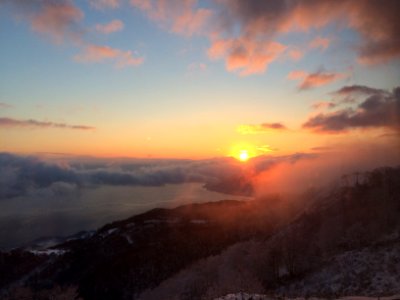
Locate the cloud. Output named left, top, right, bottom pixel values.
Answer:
left=208, top=38, right=286, bottom=76
left=0, top=103, right=13, bottom=109
left=89, top=0, right=120, bottom=10
left=311, top=101, right=336, bottom=110
left=310, top=36, right=330, bottom=50
left=303, top=86, right=400, bottom=133
left=333, top=85, right=387, bottom=96
left=74, top=44, right=144, bottom=67
left=130, top=0, right=212, bottom=36
left=351, top=1, right=400, bottom=64
left=288, top=69, right=346, bottom=90
left=2, top=0, right=85, bottom=44
left=237, top=123, right=287, bottom=134
left=0, top=152, right=317, bottom=199
left=207, top=0, right=400, bottom=74
left=254, top=142, right=400, bottom=196
left=95, top=19, right=124, bottom=34
left=3, top=0, right=142, bottom=69
left=0, top=117, right=95, bottom=130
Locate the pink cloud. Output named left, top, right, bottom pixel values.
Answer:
left=30, top=2, right=84, bottom=44
left=130, top=0, right=212, bottom=36
left=310, top=36, right=330, bottom=50
left=5, top=1, right=143, bottom=69
left=74, top=44, right=144, bottom=68
left=95, top=19, right=124, bottom=34
left=208, top=38, right=286, bottom=76
left=288, top=69, right=347, bottom=90
left=299, top=72, right=346, bottom=90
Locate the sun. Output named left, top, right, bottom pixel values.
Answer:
left=229, top=143, right=258, bottom=162
left=238, top=150, right=249, bottom=162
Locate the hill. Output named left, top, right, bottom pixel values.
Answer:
left=1, top=166, right=399, bottom=299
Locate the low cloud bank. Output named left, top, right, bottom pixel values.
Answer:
left=1, top=143, right=399, bottom=201
left=0, top=152, right=316, bottom=200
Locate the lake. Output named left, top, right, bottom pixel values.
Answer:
left=0, top=183, right=251, bottom=250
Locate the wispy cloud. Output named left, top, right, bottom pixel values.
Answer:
left=95, top=19, right=124, bottom=34
left=0, top=103, right=13, bottom=109
left=130, top=0, right=212, bottom=36
left=74, top=44, right=144, bottom=67
left=237, top=123, right=287, bottom=134
left=4, top=0, right=142, bottom=68
left=0, top=117, right=95, bottom=130
left=187, top=62, right=207, bottom=75
left=89, top=0, right=120, bottom=10
left=333, top=85, right=387, bottom=96
left=311, top=101, right=336, bottom=110
left=288, top=69, right=346, bottom=90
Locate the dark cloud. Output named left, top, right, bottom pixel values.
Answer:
left=303, top=86, right=400, bottom=133
left=0, top=117, right=95, bottom=130
left=0, top=153, right=80, bottom=198
left=353, top=0, right=400, bottom=64
left=333, top=85, right=387, bottom=96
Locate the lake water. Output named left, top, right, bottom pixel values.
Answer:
left=0, top=183, right=251, bottom=250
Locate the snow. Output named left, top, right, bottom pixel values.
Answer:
left=29, top=249, right=67, bottom=256
left=123, top=234, right=134, bottom=245
left=99, top=228, right=118, bottom=238
left=274, top=240, right=400, bottom=296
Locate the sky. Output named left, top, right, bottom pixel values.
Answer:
left=0, top=0, right=399, bottom=160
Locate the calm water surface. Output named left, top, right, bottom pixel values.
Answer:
left=0, top=183, right=251, bottom=250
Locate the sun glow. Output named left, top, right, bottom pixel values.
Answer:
left=238, top=150, right=249, bottom=162
left=230, top=143, right=255, bottom=162
left=230, top=141, right=274, bottom=162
